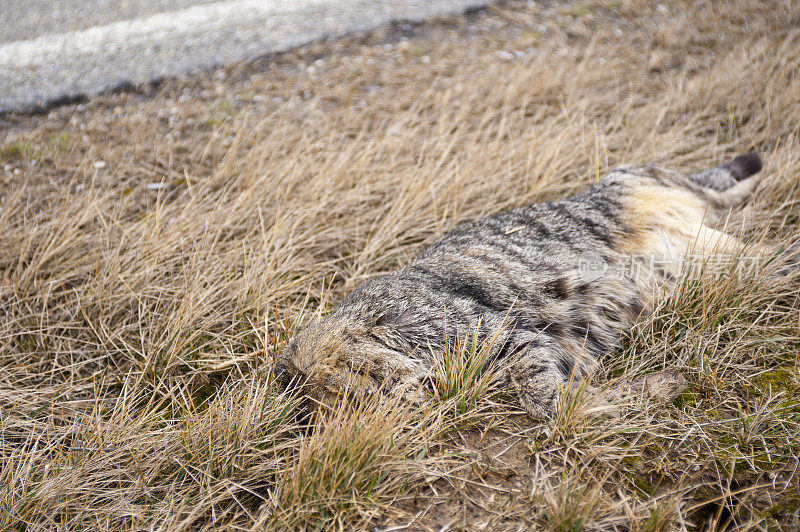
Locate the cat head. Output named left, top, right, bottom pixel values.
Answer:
left=274, top=309, right=431, bottom=409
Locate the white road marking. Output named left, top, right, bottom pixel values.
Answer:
left=0, top=0, right=488, bottom=111
left=1, top=0, right=331, bottom=67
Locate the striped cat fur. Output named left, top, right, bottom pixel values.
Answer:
left=276, top=153, right=788, bottom=418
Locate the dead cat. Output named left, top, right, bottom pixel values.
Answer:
left=276, top=152, right=791, bottom=418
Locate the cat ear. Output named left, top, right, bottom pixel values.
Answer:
left=373, top=309, right=432, bottom=347
left=375, top=308, right=418, bottom=329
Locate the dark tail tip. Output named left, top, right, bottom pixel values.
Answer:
left=726, top=152, right=762, bottom=181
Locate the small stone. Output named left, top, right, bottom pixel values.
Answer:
left=496, top=50, right=515, bottom=61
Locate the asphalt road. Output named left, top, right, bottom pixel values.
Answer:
left=0, top=0, right=489, bottom=113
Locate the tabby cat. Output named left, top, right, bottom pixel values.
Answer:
left=276, top=153, right=779, bottom=418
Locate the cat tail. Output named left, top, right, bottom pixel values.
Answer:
left=688, top=152, right=762, bottom=192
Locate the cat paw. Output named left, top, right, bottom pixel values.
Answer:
left=607, top=370, right=687, bottom=405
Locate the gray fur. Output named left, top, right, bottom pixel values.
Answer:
left=276, top=153, right=776, bottom=418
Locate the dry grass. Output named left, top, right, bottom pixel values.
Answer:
left=2, top=0, right=800, bottom=528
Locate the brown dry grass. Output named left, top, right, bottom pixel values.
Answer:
left=2, top=0, right=800, bottom=529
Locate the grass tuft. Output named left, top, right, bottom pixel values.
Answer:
left=434, top=317, right=508, bottom=417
